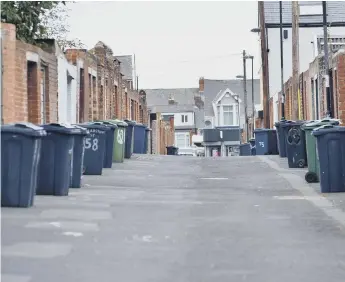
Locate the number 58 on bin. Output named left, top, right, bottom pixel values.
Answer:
left=84, top=137, right=99, bottom=151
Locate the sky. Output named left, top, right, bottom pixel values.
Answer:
left=67, top=1, right=260, bottom=89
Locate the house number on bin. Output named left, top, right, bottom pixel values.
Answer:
left=259, top=142, right=264, bottom=147
left=84, top=137, right=99, bottom=151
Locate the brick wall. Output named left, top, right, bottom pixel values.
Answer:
left=2, top=23, right=58, bottom=124
left=333, top=52, right=345, bottom=124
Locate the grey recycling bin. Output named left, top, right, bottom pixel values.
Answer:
left=79, top=123, right=109, bottom=175
left=239, top=143, right=251, bottom=156
left=312, top=125, right=345, bottom=193
left=166, top=146, right=179, bottom=155
left=70, top=124, right=89, bottom=188
left=96, top=121, right=118, bottom=168
left=37, top=123, right=81, bottom=196
left=275, top=119, right=293, bottom=158
left=254, top=129, right=278, bottom=155
left=1, top=123, right=46, bottom=207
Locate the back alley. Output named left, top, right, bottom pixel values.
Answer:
left=2, top=155, right=345, bottom=282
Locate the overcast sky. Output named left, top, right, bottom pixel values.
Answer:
left=67, top=1, right=260, bottom=89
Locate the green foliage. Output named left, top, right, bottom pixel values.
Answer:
left=1, top=1, right=84, bottom=50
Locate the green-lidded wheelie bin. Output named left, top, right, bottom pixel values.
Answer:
left=106, top=119, right=128, bottom=163
left=302, top=118, right=340, bottom=183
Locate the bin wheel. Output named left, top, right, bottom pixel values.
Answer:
left=297, top=160, right=305, bottom=168
left=305, top=172, right=318, bottom=183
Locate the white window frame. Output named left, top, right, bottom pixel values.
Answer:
left=174, top=132, right=190, bottom=148
left=181, top=114, right=188, bottom=123
left=217, top=104, right=238, bottom=126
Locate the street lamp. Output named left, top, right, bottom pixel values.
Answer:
left=250, top=28, right=261, bottom=33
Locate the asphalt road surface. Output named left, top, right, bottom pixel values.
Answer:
left=2, top=155, right=345, bottom=282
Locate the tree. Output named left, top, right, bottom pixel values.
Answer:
left=40, top=2, right=85, bottom=50
left=1, top=1, right=85, bottom=50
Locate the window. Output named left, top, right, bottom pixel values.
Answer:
left=223, top=105, right=234, bottom=125
left=181, top=114, right=188, bottom=123
left=175, top=132, right=190, bottom=148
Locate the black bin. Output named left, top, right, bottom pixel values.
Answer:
left=1, top=123, right=46, bottom=207
left=37, top=123, right=80, bottom=196
left=124, top=120, right=136, bottom=159
left=275, top=120, right=293, bottom=158
left=239, top=143, right=251, bottom=156
left=96, top=121, right=118, bottom=168
left=166, top=146, right=179, bottom=155
left=249, top=138, right=256, bottom=156
left=79, top=123, right=109, bottom=175
left=312, top=125, right=345, bottom=193
left=70, top=124, right=89, bottom=188
left=283, top=121, right=308, bottom=168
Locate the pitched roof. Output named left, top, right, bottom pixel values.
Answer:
left=144, top=88, right=199, bottom=107
left=203, top=79, right=261, bottom=117
left=115, top=55, right=133, bottom=80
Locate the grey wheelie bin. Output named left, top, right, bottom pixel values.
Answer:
left=239, top=143, right=251, bottom=156
left=1, top=123, right=46, bottom=207
left=124, top=119, right=136, bottom=158
left=312, top=125, right=345, bottom=193
left=133, top=123, right=146, bottom=154
left=253, top=129, right=278, bottom=155
left=275, top=119, right=293, bottom=158
left=166, top=146, right=179, bottom=155
left=97, top=121, right=118, bottom=168
left=70, top=124, right=89, bottom=188
left=302, top=119, right=339, bottom=183
left=282, top=120, right=308, bottom=168
left=79, top=123, right=109, bottom=175
left=37, top=123, right=81, bottom=196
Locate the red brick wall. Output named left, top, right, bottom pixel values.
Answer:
left=2, top=23, right=58, bottom=124
left=334, top=53, right=345, bottom=124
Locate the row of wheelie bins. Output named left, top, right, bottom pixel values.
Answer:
left=274, top=118, right=344, bottom=193
left=1, top=120, right=151, bottom=208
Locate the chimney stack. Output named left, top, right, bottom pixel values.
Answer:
left=199, top=77, right=204, bottom=92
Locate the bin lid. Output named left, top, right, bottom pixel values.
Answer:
left=105, top=119, right=128, bottom=127
left=145, top=127, right=152, bottom=131
left=274, top=119, right=292, bottom=127
left=1, top=122, right=47, bottom=137
left=280, top=120, right=306, bottom=127
left=70, top=124, right=90, bottom=135
left=301, top=118, right=340, bottom=131
left=59, top=123, right=89, bottom=135
left=79, top=122, right=111, bottom=131
left=41, top=123, right=84, bottom=135
left=124, top=119, right=136, bottom=126
left=254, top=128, right=276, bottom=133
left=98, top=121, right=118, bottom=129
left=312, top=125, right=345, bottom=136
left=134, top=122, right=146, bottom=128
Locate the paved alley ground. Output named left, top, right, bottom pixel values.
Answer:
left=2, top=155, right=345, bottom=282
